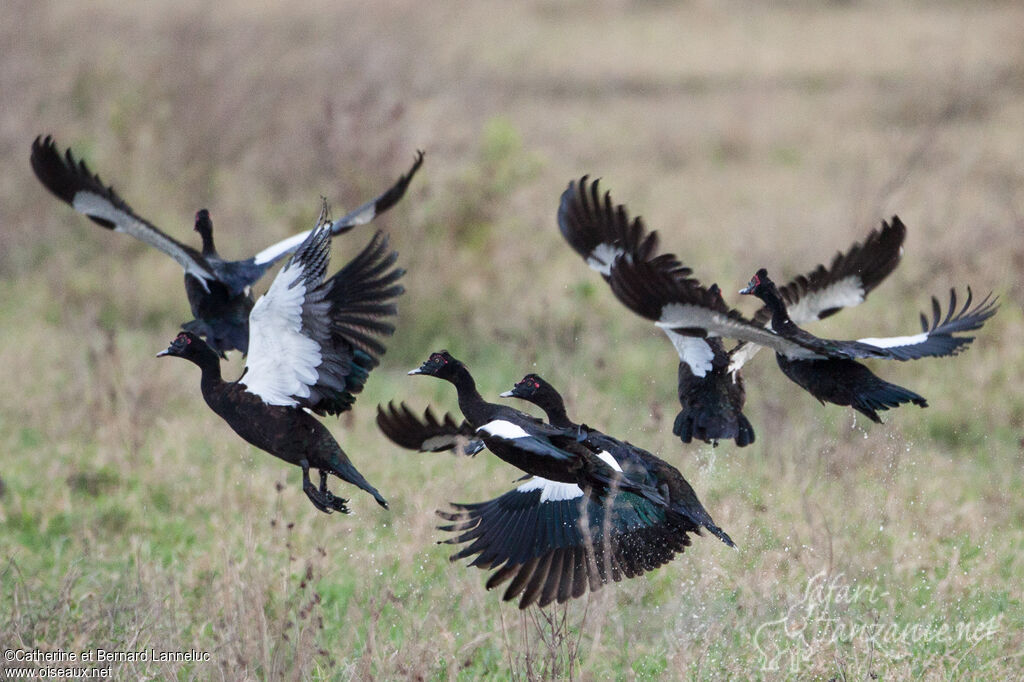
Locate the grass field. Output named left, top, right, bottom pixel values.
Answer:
left=2, top=1, right=1023, bottom=679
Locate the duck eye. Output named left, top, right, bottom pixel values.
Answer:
left=533, top=381, right=540, bottom=388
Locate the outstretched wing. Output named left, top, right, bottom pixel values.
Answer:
left=609, top=256, right=821, bottom=358
left=30, top=135, right=216, bottom=288
left=558, top=177, right=712, bottom=373
left=858, top=287, right=999, bottom=360
left=557, top=176, right=691, bottom=279
left=242, top=215, right=404, bottom=413
left=251, top=150, right=425, bottom=267
left=438, top=480, right=701, bottom=609
left=731, top=216, right=907, bottom=370
left=759, top=216, right=906, bottom=327
left=376, top=401, right=484, bottom=455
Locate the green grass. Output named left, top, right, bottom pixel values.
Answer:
left=2, top=1, right=1024, bottom=679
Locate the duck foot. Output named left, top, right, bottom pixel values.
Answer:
left=300, top=460, right=350, bottom=514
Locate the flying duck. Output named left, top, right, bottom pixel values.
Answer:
left=376, top=378, right=733, bottom=610
left=557, top=176, right=907, bottom=446
left=610, top=259, right=997, bottom=423
left=407, top=351, right=662, bottom=503
left=31, top=134, right=422, bottom=355
left=157, top=204, right=404, bottom=513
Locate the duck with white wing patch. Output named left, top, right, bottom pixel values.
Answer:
left=158, top=202, right=404, bottom=513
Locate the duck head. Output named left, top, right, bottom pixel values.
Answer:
left=157, top=330, right=220, bottom=366
left=739, top=268, right=776, bottom=299
left=408, top=350, right=461, bottom=380
left=193, top=209, right=216, bottom=255
left=500, top=373, right=547, bottom=399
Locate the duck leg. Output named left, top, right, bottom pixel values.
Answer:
left=318, top=469, right=351, bottom=514
left=300, top=459, right=350, bottom=514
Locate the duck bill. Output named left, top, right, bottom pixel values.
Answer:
left=498, top=390, right=514, bottom=398
left=739, top=281, right=756, bottom=295
left=156, top=348, right=171, bottom=358
left=407, top=367, right=424, bottom=376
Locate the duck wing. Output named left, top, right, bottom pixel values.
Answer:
left=609, top=256, right=822, bottom=359
left=731, top=217, right=907, bottom=370
left=250, top=150, right=425, bottom=269
left=30, top=135, right=217, bottom=289
left=376, top=400, right=484, bottom=455
left=757, top=216, right=906, bottom=327
left=857, top=287, right=998, bottom=360
left=557, top=175, right=690, bottom=279
left=241, top=209, right=404, bottom=413
left=438, top=476, right=720, bottom=609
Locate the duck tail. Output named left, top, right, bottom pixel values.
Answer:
left=327, top=444, right=389, bottom=510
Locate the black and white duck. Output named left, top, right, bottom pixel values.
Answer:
left=407, top=351, right=661, bottom=502
left=31, top=134, right=422, bottom=354
left=609, top=258, right=997, bottom=423
left=375, top=376, right=733, bottom=610
left=158, top=205, right=404, bottom=513
left=557, top=176, right=907, bottom=446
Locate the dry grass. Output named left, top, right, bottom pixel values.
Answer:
left=2, top=0, right=1023, bottom=679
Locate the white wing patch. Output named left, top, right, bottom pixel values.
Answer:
left=657, top=302, right=822, bottom=359
left=596, top=451, right=623, bottom=472
left=728, top=342, right=762, bottom=373
left=857, top=332, right=929, bottom=349
left=241, top=262, right=322, bottom=405
left=477, top=420, right=531, bottom=440
left=586, top=243, right=626, bottom=276
left=662, top=329, right=715, bottom=377
left=253, top=229, right=312, bottom=266
left=787, top=276, right=865, bottom=324
left=516, top=477, right=584, bottom=503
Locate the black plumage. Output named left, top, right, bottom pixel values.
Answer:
left=609, top=257, right=996, bottom=423
left=158, top=213, right=404, bottom=513
left=375, top=401, right=484, bottom=455
left=375, top=378, right=733, bottom=609
left=501, top=373, right=732, bottom=546
left=737, top=268, right=998, bottom=422
left=557, top=176, right=907, bottom=446
left=408, top=350, right=662, bottom=501
left=31, top=134, right=422, bottom=354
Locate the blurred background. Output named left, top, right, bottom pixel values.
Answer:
left=2, top=1, right=1022, bottom=679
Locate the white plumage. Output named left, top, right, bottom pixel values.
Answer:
left=241, top=251, right=323, bottom=405
left=516, top=477, right=584, bottom=503
left=786, top=276, right=865, bottom=324
left=586, top=242, right=626, bottom=277
left=663, top=328, right=715, bottom=377
left=476, top=420, right=532, bottom=440
left=596, top=451, right=623, bottom=472
left=857, top=332, right=929, bottom=349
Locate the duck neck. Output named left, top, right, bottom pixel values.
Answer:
left=190, top=346, right=225, bottom=400
left=447, top=364, right=493, bottom=426
left=537, top=393, right=573, bottom=429
left=760, top=286, right=796, bottom=333
left=198, top=230, right=217, bottom=257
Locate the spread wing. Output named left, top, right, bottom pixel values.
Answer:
left=759, top=216, right=907, bottom=327
left=856, top=287, right=998, bottom=360
left=557, top=176, right=691, bottom=279
left=30, top=135, right=216, bottom=288
left=251, top=150, right=425, bottom=267
left=609, top=256, right=821, bottom=358
left=376, top=401, right=485, bottom=455
left=242, top=213, right=404, bottom=413
left=731, top=216, right=907, bottom=369
left=438, top=480, right=702, bottom=609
